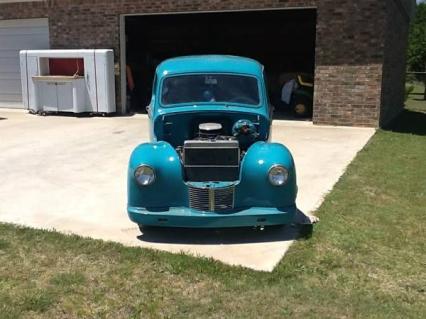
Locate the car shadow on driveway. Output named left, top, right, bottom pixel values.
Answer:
left=137, top=210, right=314, bottom=245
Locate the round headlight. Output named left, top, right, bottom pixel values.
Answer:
left=134, top=165, right=155, bottom=186
left=268, top=165, right=289, bottom=186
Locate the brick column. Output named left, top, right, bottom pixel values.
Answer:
left=314, top=0, right=387, bottom=127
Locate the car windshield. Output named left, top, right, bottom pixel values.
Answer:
left=161, top=74, right=260, bottom=106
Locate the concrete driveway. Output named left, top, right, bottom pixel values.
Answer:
left=0, top=109, right=375, bottom=271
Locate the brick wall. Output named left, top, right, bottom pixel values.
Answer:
left=313, top=0, right=386, bottom=127
left=314, top=65, right=382, bottom=126
left=0, top=0, right=413, bottom=127
left=0, top=0, right=46, bottom=19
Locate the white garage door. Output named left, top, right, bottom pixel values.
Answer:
left=0, top=18, right=49, bottom=108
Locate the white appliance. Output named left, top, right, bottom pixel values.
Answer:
left=20, top=49, right=116, bottom=115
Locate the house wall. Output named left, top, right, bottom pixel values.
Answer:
left=0, top=0, right=46, bottom=19
left=313, top=0, right=386, bottom=127
left=0, top=0, right=414, bottom=127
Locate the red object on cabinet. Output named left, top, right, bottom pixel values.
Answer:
left=49, top=58, right=84, bottom=76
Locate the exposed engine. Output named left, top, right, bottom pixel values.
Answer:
left=197, top=122, right=226, bottom=140
left=179, top=121, right=259, bottom=182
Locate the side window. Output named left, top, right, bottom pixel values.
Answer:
left=263, top=72, right=272, bottom=105
left=146, top=75, right=158, bottom=116
left=263, top=71, right=275, bottom=121
left=152, top=75, right=158, bottom=97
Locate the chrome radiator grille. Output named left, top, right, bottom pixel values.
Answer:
left=188, top=185, right=235, bottom=212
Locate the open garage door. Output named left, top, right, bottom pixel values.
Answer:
left=0, top=18, right=49, bottom=108
left=124, top=9, right=316, bottom=119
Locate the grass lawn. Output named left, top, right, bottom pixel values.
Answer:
left=1, top=104, right=425, bottom=318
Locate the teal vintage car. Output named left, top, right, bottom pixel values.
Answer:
left=127, top=55, right=298, bottom=229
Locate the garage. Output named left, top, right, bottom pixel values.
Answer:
left=123, top=9, right=316, bottom=119
left=0, top=1, right=414, bottom=127
left=0, top=18, right=49, bottom=108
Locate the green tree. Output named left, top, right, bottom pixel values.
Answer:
left=408, top=2, right=426, bottom=99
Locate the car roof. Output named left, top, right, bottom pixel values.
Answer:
left=156, top=55, right=264, bottom=78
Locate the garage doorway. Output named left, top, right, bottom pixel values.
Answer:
left=122, top=9, right=316, bottom=119
left=0, top=18, right=49, bottom=108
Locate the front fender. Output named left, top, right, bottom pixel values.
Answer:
left=128, top=142, right=187, bottom=208
left=235, top=142, right=297, bottom=208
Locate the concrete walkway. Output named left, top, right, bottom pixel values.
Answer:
left=0, top=109, right=375, bottom=271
